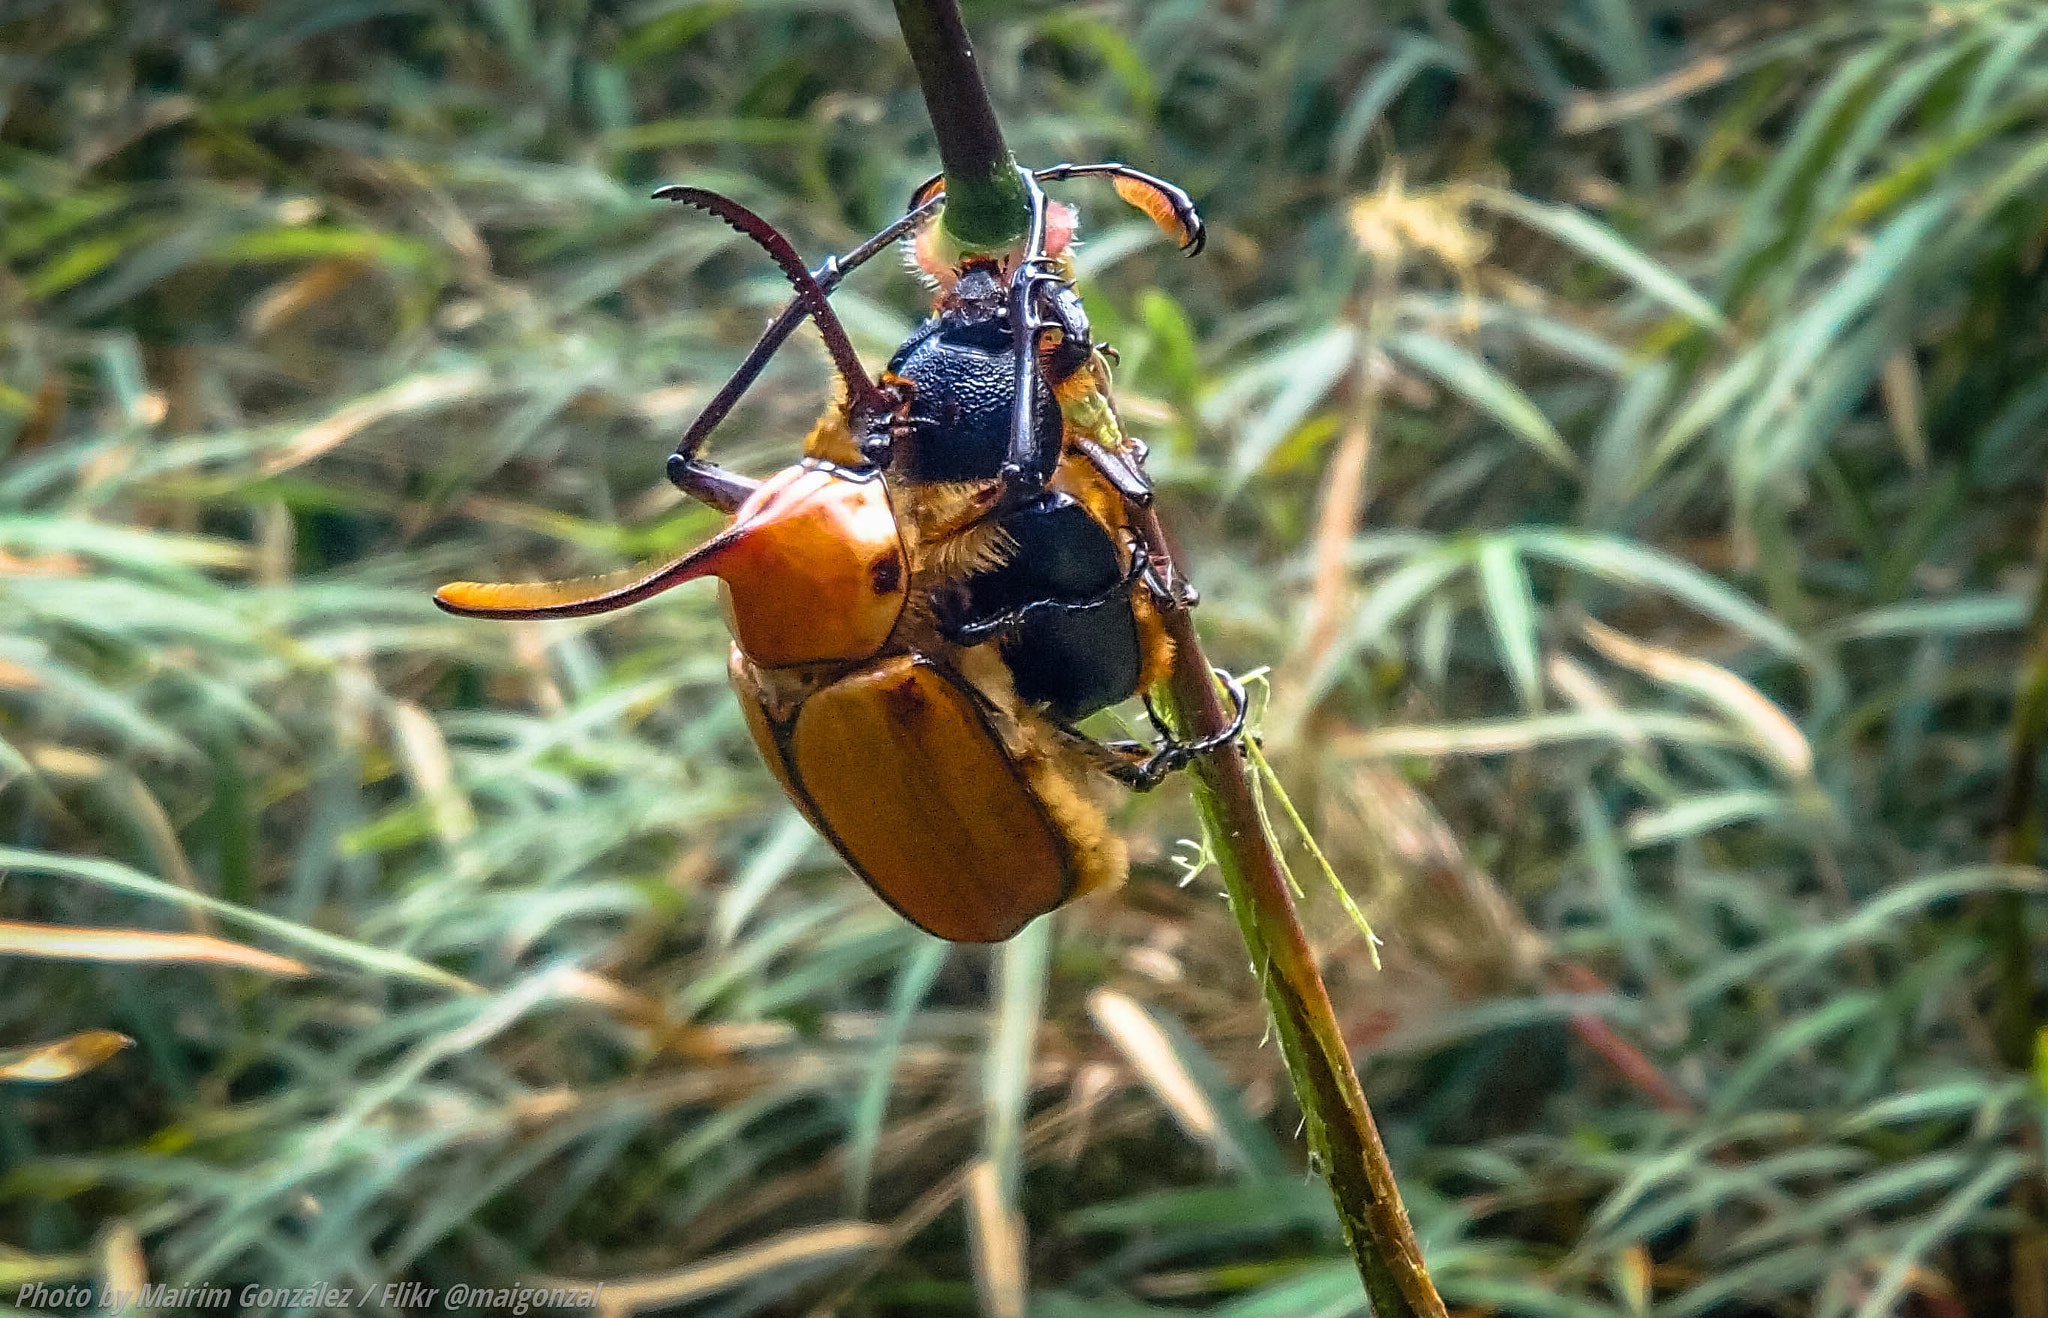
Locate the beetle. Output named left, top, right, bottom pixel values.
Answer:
left=653, top=165, right=1226, bottom=772
left=435, top=174, right=1241, bottom=941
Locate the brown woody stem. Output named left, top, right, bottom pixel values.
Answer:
left=1989, top=473, right=2048, bottom=1317
left=1137, top=510, right=1447, bottom=1318
left=1991, top=488, right=2048, bottom=1063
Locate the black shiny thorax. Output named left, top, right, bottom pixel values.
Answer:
left=934, top=492, right=1143, bottom=723
left=880, top=265, right=1141, bottom=722
left=885, top=306, right=1062, bottom=489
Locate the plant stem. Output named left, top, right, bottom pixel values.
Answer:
left=1138, top=510, right=1447, bottom=1318
left=1989, top=473, right=2048, bottom=1318
left=891, top=0, right=1032, bottom=252
left=1991, top=485, right=2048, bottom=1064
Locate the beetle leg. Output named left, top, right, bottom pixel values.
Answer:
left=1060, top=729, right=1157, bottom=783
left=1058, top=668, right=1249, bottom=791
left=1040, top=282, right=1095, bottom=386
left=664, top=192, right=944, bottom=483
left=666, top=456, right=759, bottom=514
left=655, top=187, right=889, bottom=414
left=1000, top=170, right=1065, bottom=502
left=1074, top=437, right=1151, bottom=508
left=1066, top=455, right=1193, bottom=612
left=906, top=173, right=946, bottom=214
left=1059, top=438, right=1190, bottom=602
left=1129, top=532, right=1191, bottom=611
left=1034, top=162, right=1206, bottom=256
left=1124, top=668, right=1250, bottom=790
left=1131, top=531, right=1199, bottom=612
left=939, top=550, right=1147, bottom=646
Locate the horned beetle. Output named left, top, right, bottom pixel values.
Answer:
left=436, top=166, right=1244, bottom=942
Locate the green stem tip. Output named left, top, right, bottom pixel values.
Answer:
left=891, top=0, right=1031, bottom=252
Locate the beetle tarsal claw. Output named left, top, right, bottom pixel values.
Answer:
left=1100, top=669, right=1249, bottom=792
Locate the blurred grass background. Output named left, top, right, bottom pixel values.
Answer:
left=4, top=0, right=2048, bottom=1314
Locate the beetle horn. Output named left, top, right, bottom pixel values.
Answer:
left=653, top=185, right=890, bottom=415
left=436, top=465, right=908, bottom=665
left=434, top=521, right=752, bottom=620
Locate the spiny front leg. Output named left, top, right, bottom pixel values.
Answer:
left=1050, top=668, right=1246, bottom=791
left=659, top=189, right=944, bottom=490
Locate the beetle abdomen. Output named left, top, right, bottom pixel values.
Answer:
left=1005, top=606, right=1144, bottom=724
left=774, top=656, right=1079, bottom=943
left=947, top=494, right=1144, bottom=722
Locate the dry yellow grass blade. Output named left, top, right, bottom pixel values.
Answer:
left=1546, top=653, right=1650, bottom=751
left=260, top=368, right=488, bottom=476
left=1086, top=989, right=1221, bottom=1153
left=0, top=919, right=309, bottom=976
left=0, top=1031, right=132, bottom=1083
left=27, top=745, right=213, bottom=934
left=97, top=1223, right=146, bottom=1310
left=1616, top=1244, right=1652, bottom=1312
left=1299, top=418, right=1376, bottom=689
left=1576, top=614, right=1813, bottom=778
left=387, top=701, right=479, bottom=845
left=0, top=551, right=82, bottom=580
left=964, top=1160, right=1026, bottom=1318
left=1560, top=53, right=1737, bottom=133
left=1336, top=711, right=1742, bottom=759
left=245, top=259, right=367, bottom=336
left=1880, top=350, right=1928, bottom=473
left=584, top=1223, right=887, bottom=1318
left=0, top=656, right=41, bottom=692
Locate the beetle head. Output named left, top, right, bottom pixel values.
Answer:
left=946, top=263, right=1008, bottom=321
left=437, top=464, right=908, bottom=667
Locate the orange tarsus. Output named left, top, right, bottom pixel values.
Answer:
left=1111, top=175, right=1198, bottom=250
